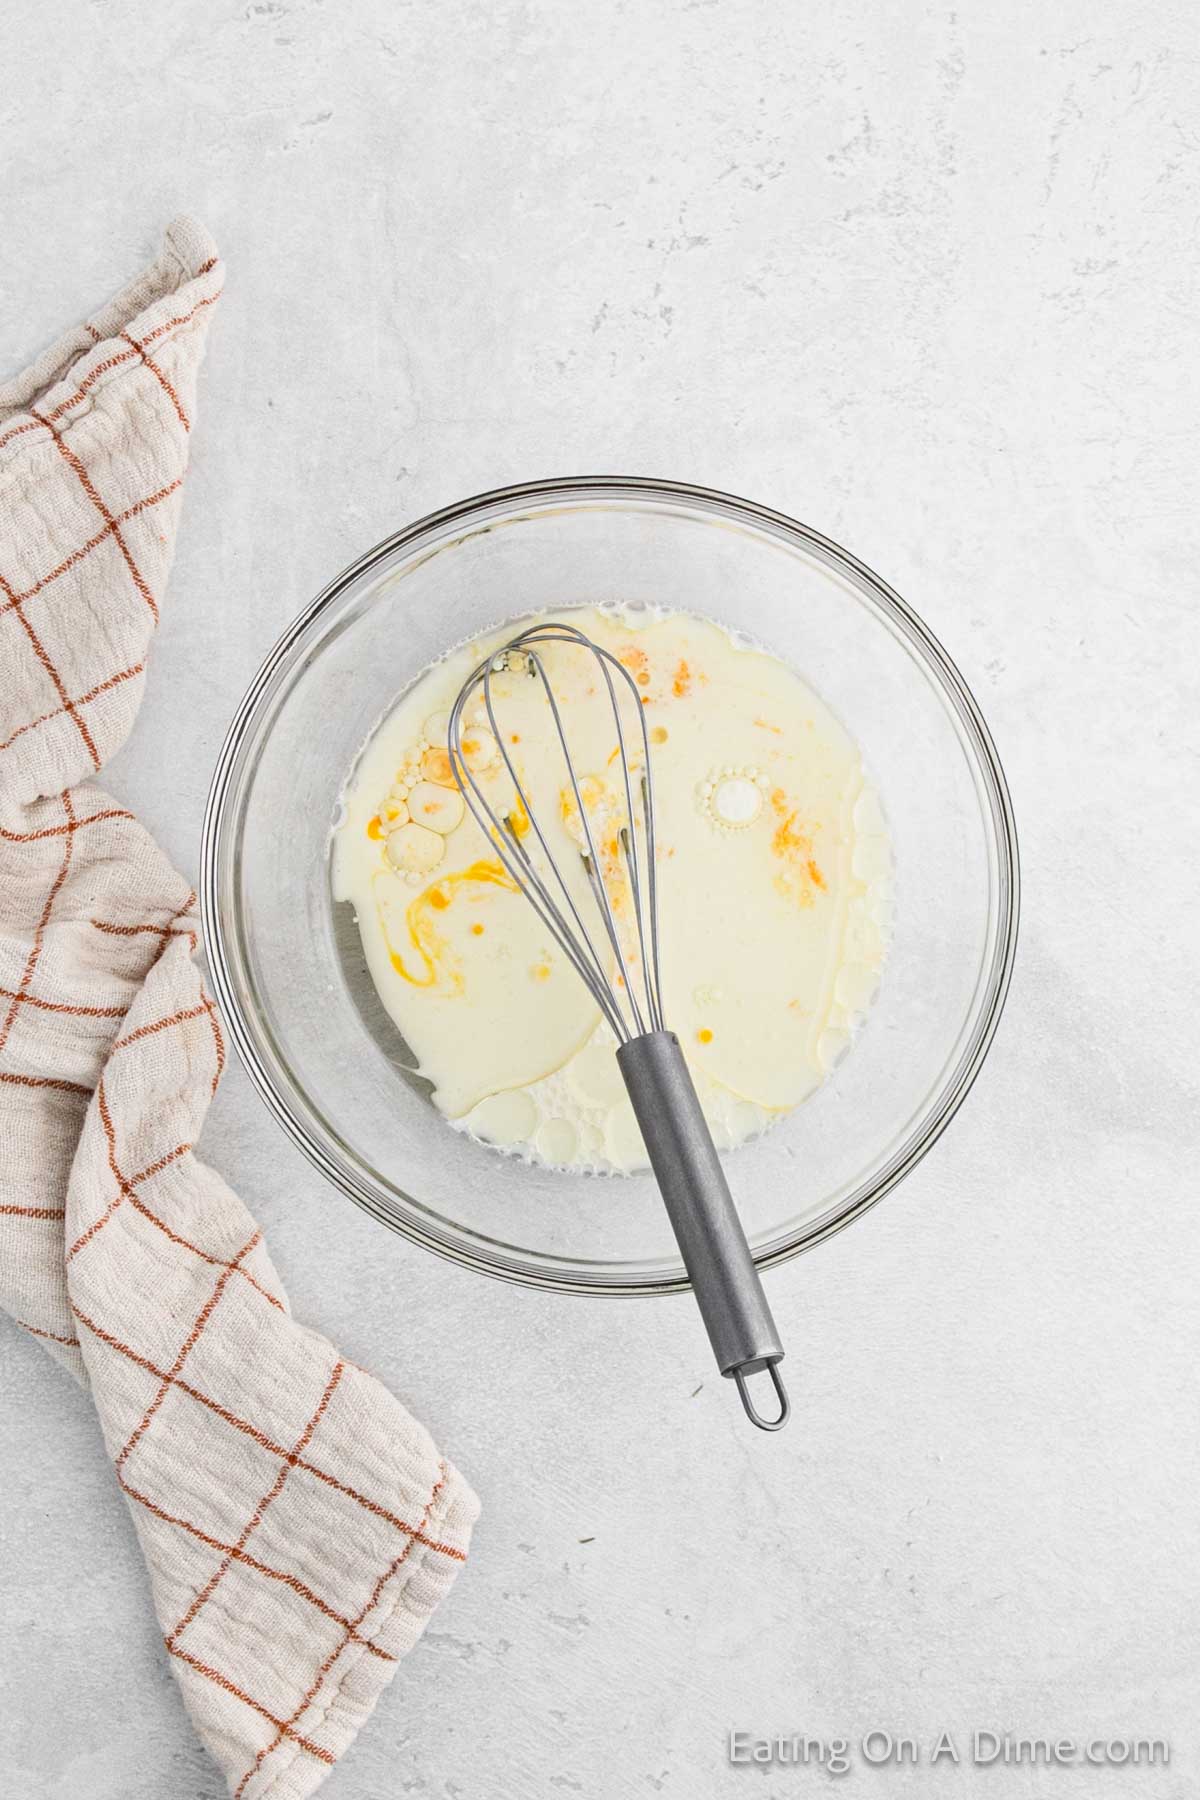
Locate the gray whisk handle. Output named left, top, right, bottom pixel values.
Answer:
left=616, top=1029, right=789, bottom=1431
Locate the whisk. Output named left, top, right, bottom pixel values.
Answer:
left=448, top=621, right=789, bottom=1432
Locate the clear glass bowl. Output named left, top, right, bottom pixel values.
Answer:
left=201, top=478, right=1018, bottom=1294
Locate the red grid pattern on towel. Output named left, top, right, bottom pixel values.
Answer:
left=0, top=267, right=218, bottom=1105
left=29, top=407, right=160, bottom=620
left=115, top=1474, right=399, bottom=1660
left=4, top=766, right=464, bottom=1794
left=1, top=238, right=473, bottom=1797
left=0, top=479, right=180, bottom=618
left=0, top=586, right=102, bottom=766
left=71, top=1292, right=461, bottom=1788
left=70, top=1304, right=465, bottom=1562
left=0, top=807, right=135, bottom=843
left=16, top=1319, right=80, bottom=1346
left=119, top=330, right=192, bottom=432
left=0, top=790, right=76, bottom=1051
left=0, top=664, right=144, bottom=758
left=0, top=285, right=219, bottom=455
left=91, top=885, right=199, bottom=955
left=5, top=794, right=467, bottom=1789
left=233, top=1465, right=452, bottom=1797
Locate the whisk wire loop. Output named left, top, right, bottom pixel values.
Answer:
left=450, top=695, right=626, bottom=1040
left=448, top=620, right=664, bottom=1043
left=483, top=655, right=627, bottom=1033
left=583, top=638, right=666, bottom=1036
left=525, top=645, right=648, bottom=1039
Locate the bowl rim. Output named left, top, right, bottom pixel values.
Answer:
left=201, top=474, right=1020, bottom=1295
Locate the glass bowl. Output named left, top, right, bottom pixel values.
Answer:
left=201, top=478, right=1018, bottom=1294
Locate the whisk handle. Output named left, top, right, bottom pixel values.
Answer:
left=616, top=1030, right=788, bottom=1431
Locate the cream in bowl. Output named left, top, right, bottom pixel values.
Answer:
left=332, top=606, right=891, bottom=1172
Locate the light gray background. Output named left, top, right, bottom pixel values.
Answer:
left=1, top=2, right=1197, bottom=1796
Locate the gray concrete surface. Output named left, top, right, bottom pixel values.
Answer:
left=1, top=1, right=1197, bottom=1796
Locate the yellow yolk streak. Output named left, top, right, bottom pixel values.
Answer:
left=378, top=859, right=518, bottom=991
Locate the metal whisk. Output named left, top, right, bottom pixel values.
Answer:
left=448, top=621, right=789, bottom=1431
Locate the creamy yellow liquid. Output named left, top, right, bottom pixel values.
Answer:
left=332, top=607, right=890, bottom=1172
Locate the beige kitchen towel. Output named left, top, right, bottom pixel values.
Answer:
left=0, top=218, right=479, bottom=1799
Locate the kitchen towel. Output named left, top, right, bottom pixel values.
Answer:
left=0, top=217, right=479, bottom=1799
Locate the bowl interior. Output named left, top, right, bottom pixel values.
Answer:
left=204, top=482, right=1016, bottom=1291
